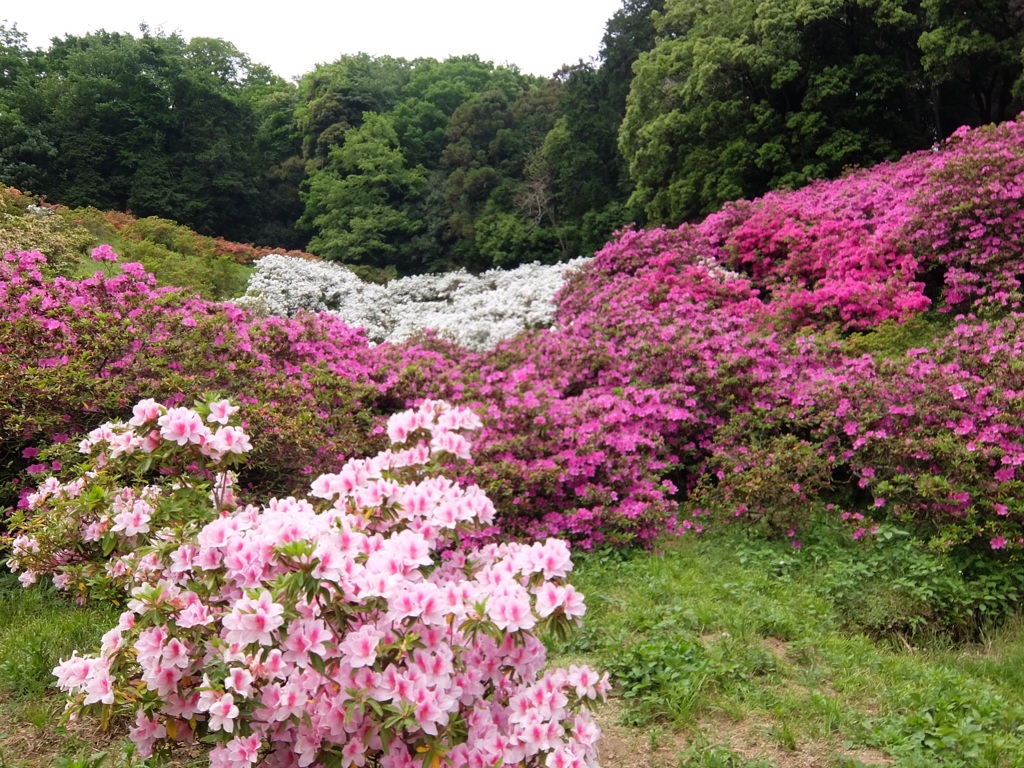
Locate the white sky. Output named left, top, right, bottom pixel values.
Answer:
left=4, top=1, right=625, bottom=81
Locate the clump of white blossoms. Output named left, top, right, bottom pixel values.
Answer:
left=233, top=255, right=392, bottom=340
left=233, top=254, right=592, bottom=351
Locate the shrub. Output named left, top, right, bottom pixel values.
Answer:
left=11, top=397, right=607, bottom=767
left=237, top=254, right=591, bottom=351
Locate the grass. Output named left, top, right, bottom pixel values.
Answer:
left=548, top=523, right=1024, bottom=768
left=63, top=241, right=254, bottom=302
left=0, top=574, right=126, bottom=767
left=3, top=521, right=1024, bottom=767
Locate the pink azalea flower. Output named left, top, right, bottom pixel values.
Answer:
left=224, top=734, right=262, bottom=766
left=207, top=693, right=240, bottom=732
left=157, top=407, right=209, bottom=446
left=488, top=591, right=537, bottom=632
left=128, top=398, right=163, bottom=427
left=207, top=399, right=240, bottom=425
left=340, top=624, right=385, bottom=668
left=129, top=709, right=167, bottom=758
left=90, top=244, right=119, bottom=262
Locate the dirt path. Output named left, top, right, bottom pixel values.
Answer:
left=594, top=700, right=893, bottom=768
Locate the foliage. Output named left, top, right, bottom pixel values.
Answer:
left=620, top=0, right=1024, bottom=225
left=871, top=668, right=1024, bottom=766
left=0, top=186, right=303, bottom=300
left=0, top=24, right=54, bottom=196
left=919, top=0, right=1024, bottom=131
left=23, top=29, right=300, bottom=245
left=295, top=54, right=579, bottom=273
left=303, top=113, right=426, bottom=270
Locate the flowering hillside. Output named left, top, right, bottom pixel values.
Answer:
left=5, top=117, right=1024, bottom=556
left=6, top=111, right=1024, bottom=768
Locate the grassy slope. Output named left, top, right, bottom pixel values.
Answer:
left=553, top=526, right=1024, bottom=768
left=0, top=187, right=284, bottom=302
left=3, top=524, right=1024, bottom=767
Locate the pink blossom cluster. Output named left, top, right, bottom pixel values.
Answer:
left=90, top=243, right=119, bottom=262
left=447, top=227, right=792, bottom=545
left=40, top=398, right=606, bottom=767
left=7, top=396, right=251, bottom=594
left=647, top=116, right=1024, bottom=330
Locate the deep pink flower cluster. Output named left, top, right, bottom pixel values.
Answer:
left=693, top=310, right=1024, bottom=550
left=684, top=118, right=1024, bottom=328
left=447, top=233, right=783, bottom=546
left=90, top=244, right=119, bottom=262
left=907, top=122, right=1024, bottom=312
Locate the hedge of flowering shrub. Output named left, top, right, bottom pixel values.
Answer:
left=0, top=249, right=387, bottom=509
left=0, top=186, right=95, bottom=276
left=7, top=116, right=1024, bottom=555
left=10, top=398, right=607, bottom=768
left=67, top=205, right=315, bottom=267
left=690, top=118, right=1024, bottom=328
left=906, top=122, right=1024, bottom=313
left=695, top=316, right=1024, bottom=553
left=237, top=254, right=592, bottom=352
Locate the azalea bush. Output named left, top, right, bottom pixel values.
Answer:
left=908, top=121, right=1024, bottom=313
left=0, top=187, right=94, bottom=277
left=694, top=156, right=934, bottom=331
left=11, top=397, right=607, bottom=767
left=237, top=254, right=591, bottom=351
left=696, top=317, right=1024, bottom=556
left=0, top=248, right=386, bottom=511
left=6, top=394, right=252, bottom=603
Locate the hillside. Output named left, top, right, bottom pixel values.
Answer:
left=3, top=117, right=1024, bottom=767
left=5, top=117, right=1024, bottom=553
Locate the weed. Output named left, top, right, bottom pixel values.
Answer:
left=677, top=736, right=777, bottom=767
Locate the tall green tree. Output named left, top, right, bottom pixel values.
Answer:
left=620, top=0, right=936, bottom=224
left=294, top=54, right=412, bottom=167
left=389, top=55, right=520, bottom=169
left=439, top=78, right=565, bottom=268
left=621, top=0, right=1024, bottom=225
left=33, top=28, right=299, bottom=243
left=919, top=0, right=1024, bottom=132
left=294, top=54, right=563, bottom=272
left=0, top=24, right=54, bottom=193
left=302, top=112, right=425, bottom=270
left=533, top=0, right=664, bottom=255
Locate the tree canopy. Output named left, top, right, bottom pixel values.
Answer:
left=2, top=1, right=1022, bottom=269
left=620, top=0, right=1024, bottom=225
